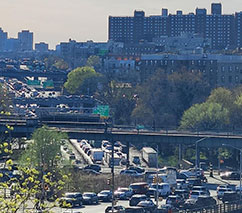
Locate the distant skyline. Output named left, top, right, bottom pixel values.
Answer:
left=0, top=0, right=241, bottom=49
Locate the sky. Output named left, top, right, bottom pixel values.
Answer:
left=0, top=0, right=241, bottom=49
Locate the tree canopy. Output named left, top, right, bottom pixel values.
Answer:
left=64, top=66, right=101, bottom=95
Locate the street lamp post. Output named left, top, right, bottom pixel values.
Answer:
left=222, top=144, right=242, bottom=200
left=195, top=137, right=209, bottom=170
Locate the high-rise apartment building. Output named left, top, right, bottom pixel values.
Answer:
left=0, top=28, right=7, bottom=51
left=108, top=3, right=242, bottom=49
left=18, top=30, right=33, bottom=51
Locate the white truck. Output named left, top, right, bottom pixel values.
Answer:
left=142, top=147, right=157, bottom=167
left=91, top=149, right=104, bottom=163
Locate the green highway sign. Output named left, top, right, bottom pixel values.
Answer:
left=93, top=105, right=110, bottom=118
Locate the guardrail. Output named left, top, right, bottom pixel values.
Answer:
left=172, top=200, right=242, bottom=213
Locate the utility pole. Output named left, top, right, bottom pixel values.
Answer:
left=156, top=145, right=159, bottom=208
left=111, top=136, right=115, bottom=213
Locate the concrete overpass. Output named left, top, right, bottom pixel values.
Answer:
left=2, top=120, right=242, bottom=149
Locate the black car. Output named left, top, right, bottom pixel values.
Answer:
left=82, top=192, right=99, bottom=205
left=173, top=189, right=190, bottom=199
left=222, top=191, right=240, bottom=203
left=220, top=171, right=240, bottom=180
left=129, top=166, right=145, bottom=174
left=83, top=164, right=101, bottom=172
left=186, top=177, right=202, bottom=189
left=129, top=194, right=148, bottom=206
left=184, top=196, right=216, bottom=209
left=97, top=190, right=112, bottom=202
left=125, top=206, right=145, bottom=213
left=59, top=192, right=83, bottom=207
left=105, top=205, right=126, bottom=213
left=166, top=195, right=184, bottom=208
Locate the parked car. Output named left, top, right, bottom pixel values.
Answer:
left=114, top=187, right=133, bottom=200
left=82, top=192, right=99, bottom=205
left=59, top=192, right=83, bottom=207
left=166, top=195, right=184, bottom=208
left=98, top=190, right=112, bottom=202
left=129, top=194, right=148, bottom=206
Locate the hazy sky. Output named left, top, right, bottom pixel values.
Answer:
left=0, top=0, right=241, bottom=49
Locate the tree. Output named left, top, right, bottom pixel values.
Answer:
left=43, top=56, right=68, bottom=70
left=0, top=83, right=11, bottom=112
left=86, top=55, right=101, bottom=71
left=96, top=80, right=136, bottom=125
left=180, top=102, right=229, bottom=131
left=168, top=69, right=211, bottom=122
left=207, top=87, right=233, bottom=110
left=64, top=66, right=101, bottom=95
left=21, top=126, right=67, bottom=171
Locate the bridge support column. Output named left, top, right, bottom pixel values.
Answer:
left=178, top=144, right=182, bottom=169
left=126, top=141, right=130, bottom=168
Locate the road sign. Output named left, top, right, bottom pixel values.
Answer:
left=93, top=105, right=110, bottom=118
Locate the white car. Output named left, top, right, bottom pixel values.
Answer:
left=149, top=183, right=171, bottom=196
left=189, top=190, right=207, bottom=199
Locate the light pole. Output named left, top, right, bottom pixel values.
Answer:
left=222, top=144, right=242, bottom=200
left=195, top=137, right=209, bottom=170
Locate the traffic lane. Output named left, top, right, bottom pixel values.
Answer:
left=53, top=200, right=130, bottom=213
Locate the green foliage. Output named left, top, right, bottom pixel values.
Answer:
left=86, top=55, right=101, bottom=70
left=44, top=56, right=68, bottom=70
left=207, top=87, right=233, bottom=110
left=64, top=66, right=101, bottom=94
left=20, top=126, right=67, bottom=171
left=180, top=102, right=229, bottom=130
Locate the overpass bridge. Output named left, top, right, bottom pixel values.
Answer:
left=1, top=118, right=242, bottom=149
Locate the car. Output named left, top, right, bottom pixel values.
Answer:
left=220, top=171, right=240, bottom=180
left=59, top=192, right=83, bottom=207
left=173, top=189, right=190, bottom=199
left=157, top=204, right=179, bottom=213
left=125, top=206, right=145, bottom=213
left=184, top=196, right=216, bottom=209
left=217, top=187, right=233, bottom=199
left=83, top=164, right=101, bottom=172
left=166, top=195, right=184, bottom=208
left=186, top=177, right=202, bottom=189
left=97, top=190, right=112, bottom=202
left=114, top=187, right=133, bottom=200
left=82, top=192, right=98, bottom=205
left=176, top=179, right=189, bottom=189
left=147, top=183, right=171, bottom=197
left=128, top=166, right=145, bottom=174
left=189, top=190, right=207, bottom=199
left=137, top=199, right=156, bottom=211
left=105, top=205, right=126, bottom=213
left=222, top=191, right=240, bottom=203
left=133, top=156, right=141, bottom=165
left=120, top=169, right=143, bottom=178
left=180, top=168, right=203, bottom=177
left=192, top=186, right=210, bottom=195
left=129, top=194, right=148, bottom=206
left=129, top=182, right=149, bottom=195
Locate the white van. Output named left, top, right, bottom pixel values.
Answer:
left=149, top=183, right=171, bottom=196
